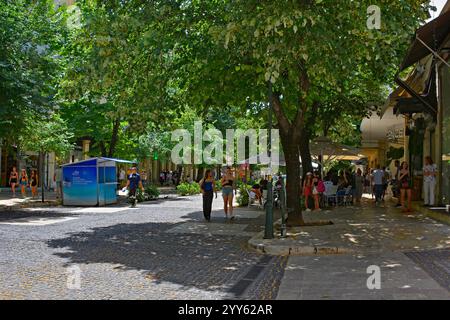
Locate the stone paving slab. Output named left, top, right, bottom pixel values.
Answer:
left=409, top=201, right=450, bottom=225
left=404, top=249, right=450, bottom=291
left=166, top=221, right=256, bottom=237
left=276, top=252, right=450, bottom=300
left=249, top=204, right=450, bottom=256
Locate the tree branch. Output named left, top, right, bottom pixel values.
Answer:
left=271, top=92, right=291, bottom=137
left=292, top=66, right=310, bottom=139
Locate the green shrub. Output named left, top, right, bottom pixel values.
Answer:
left=176, top=183, right=190, bottom=196
left=132, top=185, right=160, bottom=202
left=145, top=184, right=160, bottom=199
left=176, top=182, right=202, bottom=196
left=189, top=182, right=201, bottom=194
left=215, top=180, right=222, bottom=191
left=236, top=183, right=251, bottom=207
left=136, top=189, right=146, bottom=203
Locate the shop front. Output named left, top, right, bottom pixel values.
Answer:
left=381, top=4, right=450, bottom=206
left=0, top=145, right=52, bottom=189
left=440, top=61, right=450, bottom=205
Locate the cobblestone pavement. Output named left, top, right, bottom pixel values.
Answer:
left=0, top=195, right=284, bottom=299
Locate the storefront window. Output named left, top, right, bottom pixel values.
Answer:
left=441, top=65, right=450, bottom=205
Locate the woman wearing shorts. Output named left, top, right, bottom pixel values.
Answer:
left=399, top=162, right=412, bottom=213
left=19, top=169, right=28, bottom=198
left=221, top=167, right=235, bottom=220
left=303, top=172, right=313, bottom=212
left=9, top=166, right=18, bottom=197
left=30, top=170, right=38, bottom=198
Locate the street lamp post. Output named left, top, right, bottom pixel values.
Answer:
left=264, top=82, right=274, bottom=239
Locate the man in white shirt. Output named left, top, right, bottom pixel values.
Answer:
left=54, top=166, right=63, bottom=200
left=371, top=165, right=385, bottom=206
left=423, top=156, right=438, bottom=206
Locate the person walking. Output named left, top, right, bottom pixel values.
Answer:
left=393, top=160, right=402, bottom=207
left=19, top=169, right=28, bottom=198
left=382, top=167, right=390, bottom=201
left=363, top=170, right=371, bottom=195
left=172, top=171, right=178, bottom=186
left=220, top=167, right=235, bottom=220
left=119, top=168, right=126, bottom=188
left=336, top=170, right=349, bottom=205
left=167, top=171, right=173, bottom=186
left=126, top=167, right=145, bottom=207
left=30, top=170, right=38, bottom=199
left=9, top=166, right=18, bottom=197
left=312, top=171, right=323, bottom=211
left=303, top=172, right=313, bottom=212
left=159, top=172, right=165, bottom=186
left=423, top=156, right=437, bottom=207
left=399, top=161, right=413, bottom=213
left=371, top=165, right=385, bottom=206
left=354, top=168, right=364, bottom=204
left=54, top=165, right=63, bottom=200
left=200, top=170, right=217, bottom=222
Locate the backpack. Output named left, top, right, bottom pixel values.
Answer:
left=317, top=180, right=325, bottom=193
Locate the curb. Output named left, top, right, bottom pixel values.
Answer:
left=0, top=200, right=61, bottom=211
left=390, top=198, right=450, bottom=225
left=412, top=203, right=450, bottom=225
left=248, top=231, right=354, bottom=256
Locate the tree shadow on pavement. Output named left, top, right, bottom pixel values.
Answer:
left=0, top=210, right=79, bottom=222
left=46, top=218, right=264, bottom=295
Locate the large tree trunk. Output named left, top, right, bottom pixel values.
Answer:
left=280, top=133, right=304, bottom=225
left=108, top=118, right=120, bottom=158
left=196, top=167, right=205, bottom=182
left=299, top=127, right=313, bottom=177
left=272, top=93, right=305, bottom=226
left=270, top=66, right=310, bottom=226
left=99, top=141, right=107, bottom=157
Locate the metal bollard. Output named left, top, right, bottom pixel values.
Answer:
left=264, top=180, right=274, bottom=239
left=279, top=177, right=287, bottom=238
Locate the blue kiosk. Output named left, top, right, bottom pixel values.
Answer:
left=62, top=157, right=133, bottom=206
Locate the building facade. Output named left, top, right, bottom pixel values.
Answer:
left=377, top=2, right=450, bottom=205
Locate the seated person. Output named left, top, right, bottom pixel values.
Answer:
left=251, top=183, right=263, bottom=205
left=260, top=178, right=268, bottom=191
left=336, top=171, right=349, bottom=204
left=275, top=176, right=283, bottom=189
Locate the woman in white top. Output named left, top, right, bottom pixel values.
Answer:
left=423, top=156, right=438, bottom=206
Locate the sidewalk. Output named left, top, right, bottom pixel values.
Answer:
left=276, top=250, right=450, bottom=300
left=266, top=200, right=450, bottom=299
left=248, top=200, right=450, bottom=256
left=410, top=201, right=450, bottom=225
left=0, top=185, right=179, bottom=211
left=0, top=189, right=60, bottom=210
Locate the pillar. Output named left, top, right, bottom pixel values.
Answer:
left=435, top=65, right=443, bottom=205
left=404, top=116, right=410, bottom=164
left=82, top=140, right=90, bottom=160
